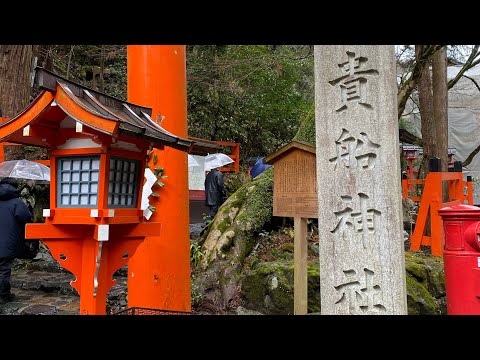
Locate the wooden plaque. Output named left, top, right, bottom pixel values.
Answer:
left=266, top=142, right=317, bottom=218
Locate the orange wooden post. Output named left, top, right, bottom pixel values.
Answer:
left=410, top=173, right=442, bottom=254
left=0, top=115, right=18, bottom=161
left=429, top=174, right=444, bottom=256
left=409, top=171, right=467, bottom=256
left=468, top=179, right=474, bottom=205
left=448, top=175, right=456, bottom=202
left=231, top=142, right=240, bottom=173
left=0, top=142, right=4, bottom=162
left=457, top=173, right=463, bottom=201
left=447, top=172, right=462, bottom=203
left=127, top=45, right=191, bottom=311
left=409, top=175, right=432, bottom=252
left=402, top=178, right=408, bottom=199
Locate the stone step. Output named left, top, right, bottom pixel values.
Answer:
left=3, top=271, right=128, bottom=315
left=0, top=288, right=80, bottom=315
left=11, top=270, right=78, bottom=295
left=13, top=251, right=129, bottom=277
left=13, top=248, right=71, bottom=274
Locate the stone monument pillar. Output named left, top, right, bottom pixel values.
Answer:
left=314, top=45, right=407, bottom=314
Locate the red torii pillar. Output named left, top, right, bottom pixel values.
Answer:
left=127, top=45, right=190, bottom=311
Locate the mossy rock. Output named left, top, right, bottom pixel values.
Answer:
left=405, top=251, right=446, bottom=308
left=240, top=252, right=444, bottom=315
left=201, top=167, right=274, bottom=269
left=406, top=275, right=439, bottom=315
left=405, top=251, right=445, bottom=314
left=405, top=254, right=429, bottom=282
left=240, top=260, right=320, bottom=315
left=428, top=261, right=446, bottom=299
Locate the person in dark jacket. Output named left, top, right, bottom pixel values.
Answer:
left=0, top=178, right=32, bottom=304
left=204, top=167, right=227, bottom=220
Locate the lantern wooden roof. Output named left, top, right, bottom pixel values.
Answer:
left=0, top=67, right=193, bottom=152
left=264, top=140, right=316, bottom=165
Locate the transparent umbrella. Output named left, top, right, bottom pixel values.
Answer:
left=204, top=153, right=234, bottom=171
left=188, top=154, right=200, bottom=168
left=0, top=160, right=50, bottom=183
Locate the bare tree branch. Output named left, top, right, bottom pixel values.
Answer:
left=448, top=45, right=480, bottom=89
left=450, top=47, right=480, bottom=167
left=66, top=45, right=75, bottom=80
left=463, top=143, right=480, bottom=167
left=397, top=45, right=443, bottom=119
left=463, top=75, right=480, bottom=92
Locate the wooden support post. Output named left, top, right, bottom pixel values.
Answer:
left=401, top=178, right=408, bottom=199
left=448, top=176, right=456, bottom=201
left=467, top=176, right=474, bottom=205
left=294, top=217, right=308, bottom=315
left=429, top=199, right=443, bottom=256
left=455, top=173, right=463, bottom=203
left=127, top=45, right=190, bottom=311
left=410, top=177, right=431, bottom=252
left=410, top=171, right=466, bottom=256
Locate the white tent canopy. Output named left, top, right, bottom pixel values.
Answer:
left=402, top=63, right=480, bottom=203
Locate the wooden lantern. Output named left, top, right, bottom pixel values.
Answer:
left=0, top=67, right=193, bottom=314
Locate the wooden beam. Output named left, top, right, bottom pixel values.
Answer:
left=294, top=217, right=308, bottom=315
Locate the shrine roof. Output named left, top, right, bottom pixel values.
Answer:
left=0, top=67, right=193, bottom=152
left=264, top=140, right=316, bottom=165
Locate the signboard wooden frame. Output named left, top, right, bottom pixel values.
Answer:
left=265, top=140, right=317, bottom=315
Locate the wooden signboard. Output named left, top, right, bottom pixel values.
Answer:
left=264, top=140, right=317, bottom=315
left=264, top=140, right=317, bottom=218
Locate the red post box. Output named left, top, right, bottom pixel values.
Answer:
left=439, top=204, right=480, bottom=314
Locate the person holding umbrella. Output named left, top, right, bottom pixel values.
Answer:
left=204, top=166, right=227, bottom=220
left=0, top=177, right=33, bottom=304
left=203, top=153, right=233, bottom=220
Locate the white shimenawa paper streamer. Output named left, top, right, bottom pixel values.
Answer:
left=141, top=168, right=159, bottom=220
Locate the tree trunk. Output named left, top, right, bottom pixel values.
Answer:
left=432, top=46, right=449, bottom=171
left=397, top=45, right=442, bottom=119
left=34, top=45, right=53, bottom=71
left=416, top=45, right=435, bottom=175
left=99, top=46, right=105, bottom=93
left=0, top=45, right=34, bottom=117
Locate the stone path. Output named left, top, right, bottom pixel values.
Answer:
left=0, top=224, right=203, bottom=316
left=0, top=247, right=128, bottom=315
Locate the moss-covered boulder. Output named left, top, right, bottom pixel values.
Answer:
left=240, top=260, right=320, bottom=314
left=194, top=104, right=317, bottom=311
left=238, top=252, right=445, bottom=315
left=405, top=251, right=446, bottom=314
left=193, top=168, right=275, bottom=308
left=406, top=275, right=439, bottom=314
